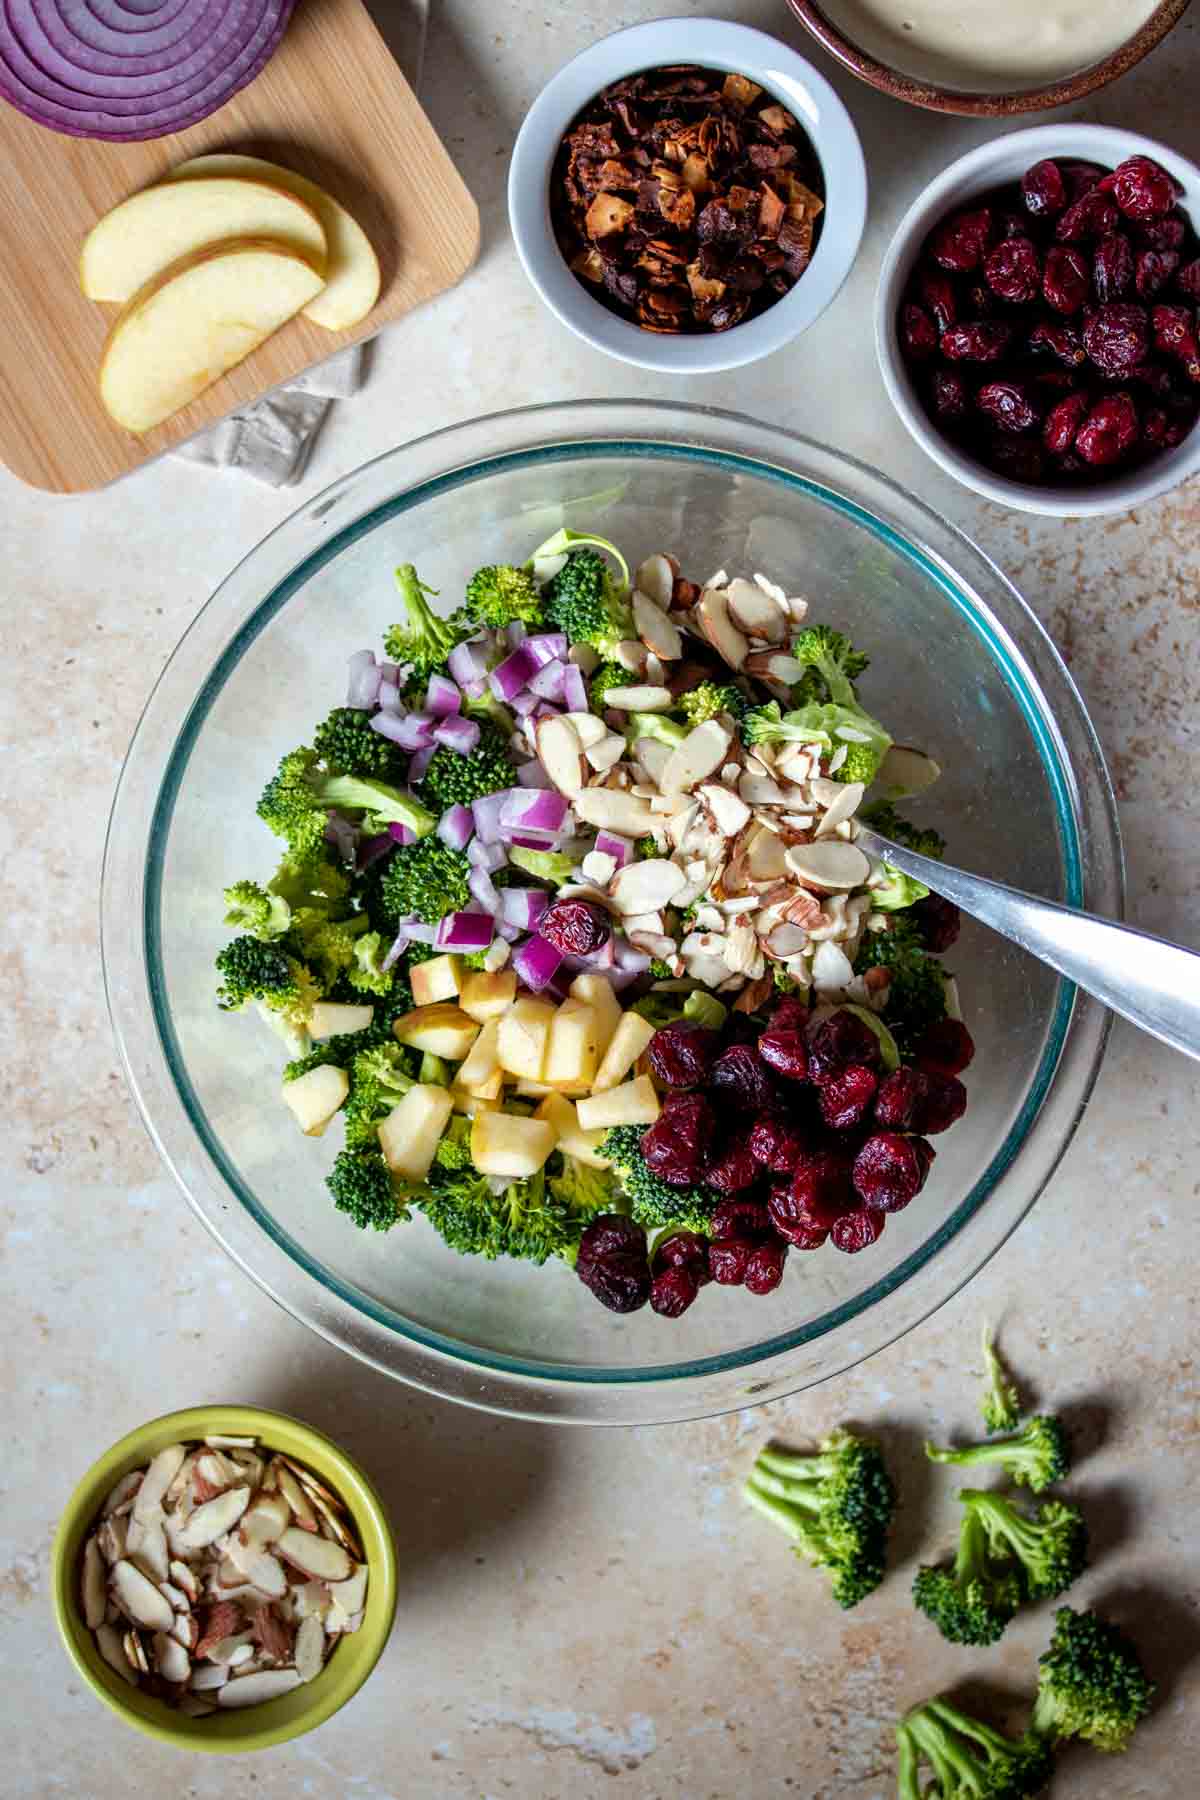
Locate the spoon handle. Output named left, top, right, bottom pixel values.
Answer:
left=855, top=827, right=1200, bottom=1064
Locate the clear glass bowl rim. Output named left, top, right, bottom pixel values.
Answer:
left=102, top=400, right=1120, bottom=1425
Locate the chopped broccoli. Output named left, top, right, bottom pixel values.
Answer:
left=326, top=1145, right=411, bottom=1231
left=223, top=879, right=292, bottom=940
left=419, top=1050, right=452, bottom=1086
left=420, top=1164, right=589, bottom=1264
left=635, top=834, right=659, bottom=860
left=895, top=1698, right=1054, bottom=1800
left=600, top=1124, right=717, bottom=1236
left=912, top=1502, right=1024, bottom=1647
left=380, top=836, right=471, bottom=926
left=463, top=563, right=545, bottom=632
left=418, top=722, right=513, bottom=810
left=433, top=1113, right=474, bottom=1172
left=257, top=746, right=435, bottom=849
left=266, top=845, right=353, bottom=914
left=788, top=625, right=870, bottom=708
left=916, top=1489, right=1087, bottom=1645
left=631, top=988, right=727, bottom=1032
left=676, top=681, right=749, bottom=726
left=347, top=929, right=395, bottom=997
left=967, top=1489, right=1088, bottom=1603
left=589, top=660, right=629, bottom=712
left=743, top=1431, right=896, bottom=1610
left=853, top=914, right=947, bottom=1057
left=507, top=844, right=582, bottom=886
left=342, top=1042, right=417, bottom=1150
left=981, top=1322, right=1022, bottom=1434
left=925, top=1416, right=1070, bottom=1495
left=540, top=547, right=633, bottom=657
left=283, top=1021, right=387, bottom=1082
left=1031, top=1607, right=1155, bottom=1755
left=287, top=907, right=370, bottom=989
left=382, top=564, right=471, bottom=680
left=625, top=711, right=688, bottom=751
left=870, top=865, right=931, bottom=912
left=742, top=696, right=892, bottom=787
left=546, top=1156, right=615, bottom=1260
left=528, top=527, right=631, bottom=591
left=214, top=937, right=321, bottom=1056
left=648, top=958, right=674, bottom=980
left=313, top=706, right=405, bottom=781
left=773, top=966, right=800, bottom=995
left=861, top=799, right=946, bottom=861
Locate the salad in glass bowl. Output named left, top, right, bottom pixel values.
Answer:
left=213, top=528, right=973, bottom=1321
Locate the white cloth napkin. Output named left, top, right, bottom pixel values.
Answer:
left=168, top=343, right=367, bottom=487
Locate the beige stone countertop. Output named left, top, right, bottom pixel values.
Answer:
left=2, top=2, right=1198, bottom=1795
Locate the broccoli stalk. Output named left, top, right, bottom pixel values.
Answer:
left=527, top=527, right=631, bottom=592
left=383, top=564, right=471, bottom=679
left=626, top=712, right=687, bottom=752
left=506, top=844, right=583, bottom=886
left=968, top=1490, right=1089, bottom=1602
left=896, top=1698, right=1054, bottom=1800
left=257, top=746, right=435, bottom=850
left=981, top=1322, right=1022, bottom=1434
left=925, top=1416, right=1070, bottom=1495
left=1030, top=1606, right=1155, bottom=1755
left=743, top=1432, right=896, bottom=1610
left=916, top=1489, right=1087, bottom=1646
left=912, top=1504, right=1024, bottom=1647
left=463, top=563, right=545, bottom=631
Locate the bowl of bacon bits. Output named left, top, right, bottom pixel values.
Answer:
left=509, top=18, right=867, bottom=373
left=877, top=125, right=1200, bottom=515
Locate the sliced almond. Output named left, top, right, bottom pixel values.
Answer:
left=815, top=781, right=865, bottom=838
left=726, top=577, right=787, bottom=642
left=123, top=1629, right=150, bottom=1674
left=604, top=684, right=673, bottom=712
left=744, top=651, right=805, bottom=684
left=633, top=737, right=673, bottom=788
left=239, top=1492, right=291, bottom=1550
left=632, top=589, right=684, bottom=659
left=251, top=1607, right=294, bottom=1664
left=534, top=715, right=586, bottom=796
left=159, top=1580, right=189, bottom=1611
left=128, top=1511, right=170, bottom=1583
left=204, top=1630, right=256, bottom=1666
left=82, top=1537, right=107, bottom=1629
left=698, top=783, right=751, bottom=837
left=176, top=1485, right=251, bottom=1550
left=811, top=940, right=855, bottom=991
left=561, top=710, right=609, bottom=749
left=585, top=734, right=626, bottom=774
left=226, top=1541, right=288, bottom=1599
left=294, top=1613, right=326, bottom=1684
left=204, top=1435, right=258, bottom=1450
left=274, top=1463, right=319, bottom=1534
left=190, top=1661, right=230, bottom=1691
left=291, top=1581, right=332, bottom=1621
left=305, top=1489, right=361, bottom=1557
left=217, top=1668, right=303, bottom=1708
left=154, top=1631, right=191, bottom=1684
left=177, top=1694, right=216, bottom=1717
left=635, top=553, right=675, bottom=608
left=695, top=589, right=748, bottom=671
left=613, top=637, right=649, bottom=675
left=111, top=1559, right=176, bottom=1631
left=784, top=840, right=870, bottom=892
left=194, top=1601, right=244, bottom=1660
left=660, top=719, right=732, bottom=795
left=876, top=744, right=941, bottom=798
left=134, top=1445, right=187, bottom=1519
left=573, top=788, right=656, bottom=836
left=171, top=1613, right=200, bottom=1651
left=608, top=859, right=687, bottom=915
left=765, top=922, right=810, bottom=957
left=276, top=1527, right=352, bottom=1585
left=744, top=826, right=789, bottom=883
left=95, top=1621, right=139, bottom=1685
left=738, top=770, right=788, bottom=807
left=102, top=1471, right=142, bottom=1517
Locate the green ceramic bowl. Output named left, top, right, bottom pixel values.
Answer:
left=51, top=1404, right=396, bottom=1752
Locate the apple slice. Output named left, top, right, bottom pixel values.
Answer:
left=281, top=1065, right=348, bottom=1137
left=377, top=1084, right=454, bottom=1182
left=81, top=177, right=327, bottom=303
left=591, top=1012, right=656, bottom=1093
left=99, top=239, right=325, bottom=433
left=471, top=1110, right=556, bottom=1178
left=309, top=1001, right=374, bottom=1039
left=410, top=953, right=462, bottom=1006
left=576, top=1075, right=661, bottom=1131
left=169, top=152, right=380, bottom=330
left=533, top=1093, right=612, bottom=1169
left=393, top=1003, right=480, bottom=1060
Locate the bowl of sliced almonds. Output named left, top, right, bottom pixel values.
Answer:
left=51, top=1405, right=396, bottom=1751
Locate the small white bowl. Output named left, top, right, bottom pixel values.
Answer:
left=876, top=124, right=1200, bottom=517
left=508, top=17, right=867, bottom=375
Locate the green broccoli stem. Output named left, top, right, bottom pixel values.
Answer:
left=742, top=1481, right=833, bottom=1560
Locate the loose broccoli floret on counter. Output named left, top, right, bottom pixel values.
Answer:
left=539, top=545, right=633, bottom=658
left=222, top=879, right=292, bottom=940
left=589, top=660, right=629, bottom=713
left=383, top=564, right=472, bottom=680
left=926, top=1416, right=1070, bottom=1495
left=853, top=914, right=947, bottom=1057
left=418, top=722, right=514, bottom=810
left=463, top=563, right=546, bottom=632
left=744, top=1430, right=896, bottom=1610
left=915, top=1489, right=1087, bottom=1646
left=861, top=799, right=947, bottom=862
left=313, top=706, right=405, bottom=781
left=1030, top=1606, right=1155, bottom=1755
left=676, top=681, right=749, bottom=727
left=257, top=746, right=436, bottom=849
left=895, top=1697, right=1054, bottom=1800
left=326, top=1145, right=412, bottom=1232
left=600, top=1124, right=717, bottom=1237
left=379, top=835, right=471, bottom=926
left=420, top=1164, right=589, bottom=1264
left=912, top=1504, right=1024, bottom=1647
left=789, top=625, right=870, bottom=708
left=981, top=1322, right=1022, bottom=1434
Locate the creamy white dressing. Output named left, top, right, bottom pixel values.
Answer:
left=822, top=0, right=1161, bottom=88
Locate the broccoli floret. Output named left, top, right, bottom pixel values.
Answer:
left=380, top=836, right=471, bottom=926
left=214, top=936, right=320, bottom=1057
left=382, top=564, right=472, bottom=680
left=257, top=746, right=436, bottom=849
left=895, top=1698, right=1055, bottom=1800
left=589, top=660, right=629, bottom=712
left=648, top=958, right=674, bottom=980
left=925, top=1416, right=1070, bottom=1495
left=342, top=1043, right=417, bottom=1150
left=626, top=711, right=688, bottom=752
left=743, top=1431, right=896, bottom=1610
left=528, top=527, right=631, bottom=591
left=347, top=930, right=395, bottom=997
left=288, top=907, right=370, bottom=988
left=981, top=1322, right=1022, bottom=1434
left=861, top=799, right=946, bottom=861
left=463, top=563, right=546, bottom=632
left=433, top=1113, right=474, bottom=1172
left=966, top=1489, right=1088, bottom=1603
left=631, top=988, right=727, bottom=1032
left=853, top=915, right=947, bottom=1057
left=507, top=844, right=581, bottom=886
left=676, top=681, right=748, bottom=726
left=418, top=722, right=513, bottom=810
left=1030, top=1607, right=1155, bottom=1755
left=773, top=966, right=800, bottom=995
left=916, top=1490, right=1087, bottom=1645
left=267, top=845, right=353, bottom=914
left=420, top=1164, right=587, bottom=1264
left=284, top=1022, right=385, bottom=1081
left=600, top=1123, right=717, bottom=1236
left=788, top=625, right=870, bottom=707
left=870, top=866, right=931, bottom=912
left=223, top=879, right=292, bottom=940
left=635, top=834, right=660, bottom=860
left=546, top=1156, right=615, bottom=1261
left=313, top=706, right=405, bottom=781
left=912, top=1504, right=1024, bottom=1647
left=540, top=547, right=633, bottom=657
left=326, top=1146, right=411, bottom=1231
left=741, top=695, right=892, bottom=787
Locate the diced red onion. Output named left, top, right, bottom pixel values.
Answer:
left=510, top=690, right=540, bottom=718
left=387, top=822, right=417, bottom=848
left=376, top=679, right=402, bottom=715
left=513, top=933, right=565, bottom=992
left=437, top=804, right=474, bottom=851
left=447, top=638, right=489, bottom=687
left=612, top=938, right=653, bottom=974
left=381, top=924, right=410, bottom=972
left=357, top=831, right=394, bottom=872
left=346, top=649, right=380, bottom=710
left=433, top=714, right=480, bottom=754
left=323, top=813, right=358, bottom=863
left=468, top=839, right=508, bottom=873
left=527, top=658, right=566, bottom=702
left=424, top=674, right=461, bottom=717
left=495, top=917, right=522, bottom=943
left=436, top=910, right=494, bottom=952
left=532, top=703, right=560, bottom=722
left=380, top=661, right=399, bottom=681
left=489, top=643, right=542, bottom=702
left=508, top=830, right=565, bottom=850
left=500, top=888, right=549, bottom=931
left=398, top=915, right=436, bottom=945
left=468, top=866, right=501, bottom=915
left=595, top=831, right=633, bottom=868
left=561, top=663, right=589, bottom=712
left=525, top=633, right=568, bottom=666
left=605, top=966, right=643, bottom=993
left=543, top=966, right=575, bottom=1003
left=472, top=789, right=520, bottom=844
left=506, top=621, right=528, bottom=650
left=500, top=789, right=569, bottom=834
left=515, top=758, right=553, bottom=789
left=371, top=711, right=435, bottom=750
left=408, top=745, right=435, bottom=784
left=463, top=678, right=487, bottom=700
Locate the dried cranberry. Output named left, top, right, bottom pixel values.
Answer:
left=709, top=1043, right=776, bottom=1111
left=650, top=1265, right=701, bottom=1317
left=1021, top=159, right=1067, bottom=219
left=1076, top=392, right=1140, bottom=466
left=757, top=1026, right=809, bottom=1082
left=648, top=1020, right=719, bottom=1089
left=1135, top=249, right=1180, bottom=299
left=911, top=894, right=960, bottom=952
left=641, top=1093, right=715, bottom=1185
left=1044, top=391, right=1090, bottom=455
left=720, top=1012, right=761, bottom=1049
left=1130, top=359, right=1175, bottom=397
left=984, top=237, right=1040, bottom=303
left=708, top=1237, right=755, bottom=1285
left=650, top=1229, right=711, bottom=1278
left=852, top=1133, right=933, bottom=1213
left=1031, top=368, right=1076, bottom=398
left=769, top=996, right=811, bottom=1034
left=1059, top=160, right=1107, bottom=202
left=941, top=321, right=1012, bottom=362
left=577, top=1214, right=646, bottom=1261
left=1151, top=303, right=1200, bottom=378
left=538, top=898, right=610, bottom=956
left=818, top=1065, right=879, bottom=1132
left=1092, top=232, right=1134, bottom=303
left=1137, top=215, right=1187, bottom=252
left=930, top=207, right=994, bottom=272
left=1044, top=246, right=1090, bottom=314
left=783, top=1149, right=855, bottom=1230
left=703, top=1134, right=759, bottom=1192
left=1083, top=302, right=1149, bottom=375
left=576, top=1215, right=650, bottom=1312
left=745, top=1239, right=788, bottom=1295
left=1176, top=258, right=1200, bottom=299
left=1029, top=321, right=1085, bottom=366
left=1056, top=191, right=1119, bottom=244
left=710, top=1197, right=771, bottom=1241
left=807, top=1009, right=881, bottom=1084
left=932, top=368, right=970, bottom=421
left=1143, top=405, right=1190, bottom=449
left=874, top=1066, right=921, bottom=1131
left=901, top=302, right=938, bottom=361
left=985, top=437, right=1046, bottom=484
left=748, top=1112, right=810, bottom=1173
left=918, top=267, right=958, bottom=332
left=830, top=1209, right=885, bottom=1253
left=976, top=380, right=1040, bottom=434
left=1098, top=155, right=1178, bottom=221
left=910, top=1071, right=968, bottom=1135
left=915, top=1017, right=976, bottom=1076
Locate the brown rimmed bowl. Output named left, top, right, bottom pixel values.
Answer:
left=786, top=0, right=1191, bottom=116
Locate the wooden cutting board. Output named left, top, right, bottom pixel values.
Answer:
left=0, top=0, right=478, bottom=493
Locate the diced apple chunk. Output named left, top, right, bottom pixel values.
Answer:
left=377, top=1084, right=454, bottom=1182
left=534, top=1093, right=612, bottom=1169
left=568, top=973, right=622, bottom=1057
left=410, top=954, right=462, bottom=1006
left=309, top=1001, right=374, bottom=1040
left=543, top=1000, right=602, bottom=1089
left=591, top=1012, right=657, bottom=1093
left=458, top=969, right=518, bottom=1023
left=393, top=1003, right=480, bottom=1060
left=450, top=1086, right=501, bottom=1116
left=471, top=1111, right=556, bottom=1178
left=496, top=996, right=556, bottom=1081
left=576, top=1075, right=661, bottom=1131
left=281, top=1065, right=348, bottom=1136
left=455, top=1017, right=501, bottom=1093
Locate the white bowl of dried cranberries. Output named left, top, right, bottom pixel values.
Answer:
left=876, top=124, right=1200, bottom=516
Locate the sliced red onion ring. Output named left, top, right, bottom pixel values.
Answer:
left=500, top=888, right=549, bottom=932
left=513, top=934, right=564, bottom=992
left=595, top=831, right=634, bottom=868
left=437, top=804, right=474, bottom=852
left=500, top=789, right=569, bottom=834
left=436, top=910, right=494, bottom=952
left=468, top=839, right=508, bottom=873
left=372, top=712, right=435, bottom=751
left=346, top=650, right=380, bottom=711
left=561, top=663, right=589, bottom=712
left=432, top=715, right=480, bottom=755
left=424, top=674, right=460, bottom=717
left=447, top=638, right=490, bottom=687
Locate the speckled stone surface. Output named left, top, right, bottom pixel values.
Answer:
left=2, top=3, right=1198, bottom=1795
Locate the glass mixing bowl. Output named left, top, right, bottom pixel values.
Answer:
left=103, top=401, right=1119, bottom=1424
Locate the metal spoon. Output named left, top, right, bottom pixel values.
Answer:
left=854, top=826, right=1200, bottom=1064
